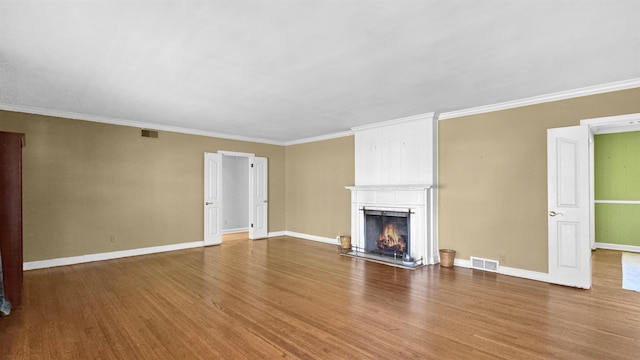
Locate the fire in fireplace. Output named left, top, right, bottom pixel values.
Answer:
left=363, top=209, right=411, bottom=257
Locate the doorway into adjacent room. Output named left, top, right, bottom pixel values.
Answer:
left=221, top=155, right=249, bottom=237
left=547, top=113, right=640, bottom=289
left=204, top=151, right=268, bottom=245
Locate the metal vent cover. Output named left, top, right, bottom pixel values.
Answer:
left=470, top=256, right=499, bottom=273
left=141, top=129, right=159, bottom=138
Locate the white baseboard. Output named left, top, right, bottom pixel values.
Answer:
left=283, top=231, right=338, bottom=245
left=498, top=266, right=550, bottom=283
left=595, top=242, right=640, bottom=253
left=21, top=231, right=326, bottom=271
left=268, top=231, right=287, bottom=237
left=23, top=241, right=204, bottom=271
left=453, top=258, right=472, bottom=268
left=453, top=258, right=550, bottom=283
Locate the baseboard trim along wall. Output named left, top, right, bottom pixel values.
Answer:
left=595, top=242, right=640, bottom=253
left=24, top=232, right=292, bottom=270
left=23, top=241, right=205, bottom=271
left=453, top=258, right=550, bottom=283
left=23, top=233, right=554, bottom=284
left=267, top=231, right=287, bottom=237
left=283, top=231, right=337, bottom=244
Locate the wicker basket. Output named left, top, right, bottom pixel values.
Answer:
left=339, top=235, right=351, bottom=253
left=439, top=249, right=456, bottom=267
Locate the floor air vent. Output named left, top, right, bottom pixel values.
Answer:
left=470, top=257, right=499, bottom=272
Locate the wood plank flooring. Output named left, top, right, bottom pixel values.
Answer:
left=1, top=237, right=639, bottom=359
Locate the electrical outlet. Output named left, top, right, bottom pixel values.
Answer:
left=110, top=235, right=116, bottom=243
left=499, top=253, right=507, bottom=264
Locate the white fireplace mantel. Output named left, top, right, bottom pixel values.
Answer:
left=347, top=113, right=439, bottom=267
left=345, top=185, right=437, bottom=265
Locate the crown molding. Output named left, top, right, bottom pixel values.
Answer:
left=439, top=78, right=640, bottom=120
left=4, top=78, right=638, bottom=145
left=284, top=130, right=354, bottom=146
left=0, top=103, right=286, bottom=146
left=351, top=112, right=436, bottom=132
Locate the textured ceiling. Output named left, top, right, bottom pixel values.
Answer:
left=1, top=0, right=639, bottom=143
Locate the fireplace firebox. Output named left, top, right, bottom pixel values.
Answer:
left=363, top=208, right=411, bottom=258
left=345, top=185, right=434, bottom=268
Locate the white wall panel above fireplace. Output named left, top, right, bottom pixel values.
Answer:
left=353, top=113, right=436, bottom=186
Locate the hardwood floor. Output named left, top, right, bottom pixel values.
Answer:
left=1, top=238, right=639, bottom=359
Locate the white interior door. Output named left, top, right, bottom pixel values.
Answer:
left=249, top=157, right=268, bottom=239
left=547, top=125, right=591, bottom=288
left=204, top=152, right=222, bottom=246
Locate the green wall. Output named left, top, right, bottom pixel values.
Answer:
left=594, top=131, right=640, bottom=246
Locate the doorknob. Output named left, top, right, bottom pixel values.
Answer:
left=549, top=211, right=563, bottom=217
left=263, top=200, right=268, bottom=203
left=205, top=202, right=213, bottom=205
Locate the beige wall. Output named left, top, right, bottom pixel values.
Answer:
left=285, top=136, right=354, bottom=238
left=3, top=88, right=638, bottom=269
left=439, top=88, right=640, bottom=272
left=0, top=111, right=285, bottom=262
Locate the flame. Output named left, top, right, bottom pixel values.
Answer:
left=377, top=223, right=406, bottom=252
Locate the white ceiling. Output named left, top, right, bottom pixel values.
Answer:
left=1, top=0, right=639, bottom=144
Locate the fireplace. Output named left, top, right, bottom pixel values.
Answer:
left=364, top=209, right=411, bottom=258
left=346, top=114, right=437, bottom=268
left=345, top=185, right=436, bottom=268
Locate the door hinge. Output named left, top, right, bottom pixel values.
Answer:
left=251, top=223, right=254, bottom=228
left=251, top=163, right=254, bottom=168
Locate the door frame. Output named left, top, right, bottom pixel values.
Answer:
left=550, top=113, right=640, bottom=285
left=582, top=112, right=640, bottom=247
left=214, top=151, right=269, bottom=240
left=217, top=151, right=254, bottom=239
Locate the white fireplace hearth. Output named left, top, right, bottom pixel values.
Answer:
left=345, top=185, right=437, bottom=267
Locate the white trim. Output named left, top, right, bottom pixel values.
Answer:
left=595, top=243, right=640, bottom=253
left=498, top=266, right=551, bottom=283
left=439, top=78, right=640, bottom=120
left=453, top=258, right=550, bottom=283
left=218, top=151, right=255, bottom=157
left=582, top=113, right=640, bottom=135
left=594, top=200, right=640, bottom=205
left=351, top=112, right=436, bottom=132
left=23, top=241, right=204, bottom=270
left=5, top=79, right=638, bottom=147
left=581, top=112, right=640, bottom=126
left=0, top=104, right=285, bottom=146
left=284, top=130, right=354, bottom=146
left=283, top=231, right=337, bottom=244
left=453, top=258, right=472, bottom=268
left=268, top=231, right=287, bottom=237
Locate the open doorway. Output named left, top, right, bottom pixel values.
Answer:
left=221, top=155, right=249, bottom=238
left=547, top=113, right=640, bottom=289
left=592, top=130, right=640, bottom=253
left=589, top=115, right=640, bottom=292
left=204, top=151, right=268, bottom=245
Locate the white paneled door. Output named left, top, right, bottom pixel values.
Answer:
left=547, top=125, right=591, bottom=288
left=204, top=152, right=222, bottom=246
left=249, top=157, right=268, bottom=239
